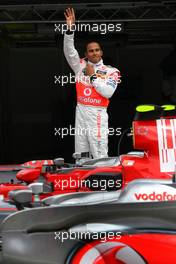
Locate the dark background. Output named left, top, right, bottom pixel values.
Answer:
left=0, top=0, right=176, bottom=163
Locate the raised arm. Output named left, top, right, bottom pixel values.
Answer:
left=63, top=8, right=81, bottom=75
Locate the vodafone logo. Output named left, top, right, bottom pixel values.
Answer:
left=134, top=191, right=176, bottom=201
left=84, top=87, right=92, bottom=96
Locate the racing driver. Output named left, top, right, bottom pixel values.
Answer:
left=64, top=7, right=121, bottom=159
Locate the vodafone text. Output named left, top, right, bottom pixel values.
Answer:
left=135, top=192, right=176, bottom=201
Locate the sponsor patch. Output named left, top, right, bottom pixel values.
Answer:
left=96, top=69, right=107, bottom=75
left=107, top=79, right=117, bottom=89
left=109, top=70, right=121, bottom=82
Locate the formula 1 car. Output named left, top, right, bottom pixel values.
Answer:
left=0, top=178, right=176, bottom=263
left=1, top=198, right=176, bottom=263
left=0, top=177, right=176, bottom=225
left=0, top=104, right=175, bottom=201
left=0, top=104, right=175, bottom=264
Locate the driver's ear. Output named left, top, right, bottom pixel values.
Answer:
left=100, top=50, right=103, bottom=57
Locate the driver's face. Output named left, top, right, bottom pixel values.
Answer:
left=85, top=42, right=103, bottom=64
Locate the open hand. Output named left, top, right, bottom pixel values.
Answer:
left=64, top=8, right=76, bottom=30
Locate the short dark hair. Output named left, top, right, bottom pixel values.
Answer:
left=85, top=41, right=102, bottom=52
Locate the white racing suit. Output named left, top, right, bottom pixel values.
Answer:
left=64, top=33, right=120, bottom=158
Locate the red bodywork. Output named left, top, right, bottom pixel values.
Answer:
left=0, top=110, right=175, bottom=200
left=71, top=233, right=176, bottom=264
left=121, top=117, right=175, bottom=185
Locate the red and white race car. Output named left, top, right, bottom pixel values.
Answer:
left=0, top=104, right=175, bottom=201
